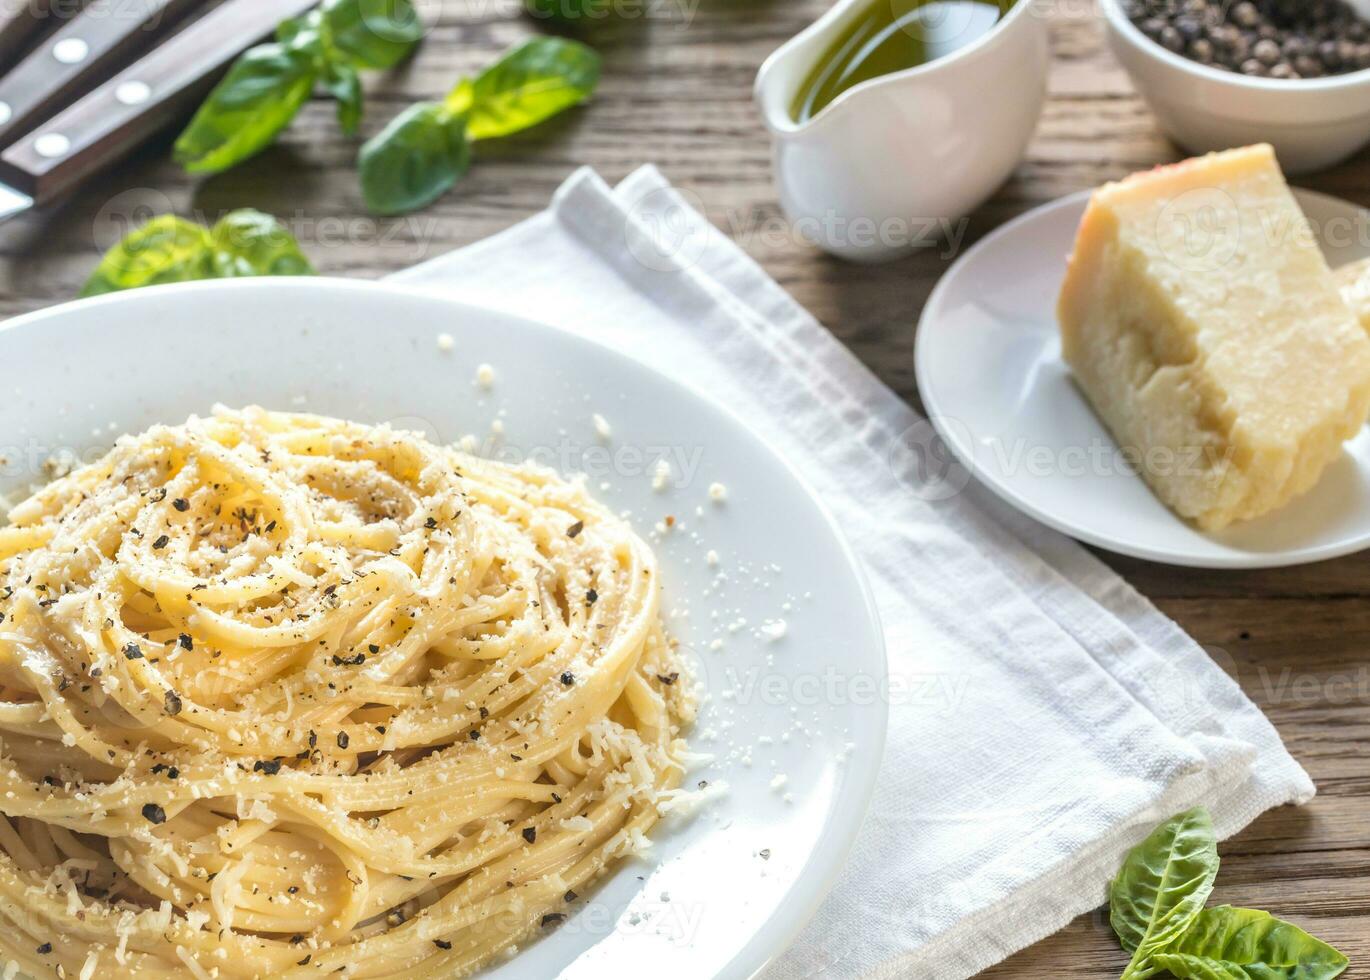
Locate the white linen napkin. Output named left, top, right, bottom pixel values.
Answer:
left=388, top=166, right=1315, bottom=980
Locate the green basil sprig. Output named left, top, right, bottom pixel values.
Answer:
left=1153, top=906, right=1349, bottom=980
left=82, top=211, right=314, bottom=297
left=1111, top=806, right=1219, bottom=978
left=1108, top=809, right=1348, bottom=980
left=359, top=37, right=600, bottom=215
left=175, top=0, right=423, bottom=175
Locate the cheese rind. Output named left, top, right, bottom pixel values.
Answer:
left=1058, top=144, right=1370, bottom=530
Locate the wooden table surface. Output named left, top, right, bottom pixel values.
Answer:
left=1, top=0, right=1368, bottom=975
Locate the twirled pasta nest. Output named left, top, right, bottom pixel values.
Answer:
left=0, top=407, right=693, bottom=979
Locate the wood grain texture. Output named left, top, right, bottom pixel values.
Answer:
left=0, top=0, right=1368, bottom=974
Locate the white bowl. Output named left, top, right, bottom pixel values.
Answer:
left=0, top=279, right=888, bottom=979
left=1101, top=0, right=1370, bottom=173
left=755, top=0, right=1049, bottom=263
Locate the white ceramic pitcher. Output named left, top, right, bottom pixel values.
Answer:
left=755, top=0, right=1049, bottom=263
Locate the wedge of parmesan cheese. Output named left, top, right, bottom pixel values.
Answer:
left=1058, top=144, right=1370, bottom=530
left=1335, top=256, right=1370, bottom=329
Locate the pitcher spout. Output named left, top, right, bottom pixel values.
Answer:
left=754, top=0, right=864, bottom=136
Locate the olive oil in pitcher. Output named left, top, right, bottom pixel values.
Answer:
left=790, top=0, right=1015, bottom=124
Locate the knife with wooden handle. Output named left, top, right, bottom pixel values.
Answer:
left=0, top=0, right=203, bottom=149
left=0, top=0, right=318, bottom=221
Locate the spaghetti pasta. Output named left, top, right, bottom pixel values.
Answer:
left=0, top=407, right=693, bottom=978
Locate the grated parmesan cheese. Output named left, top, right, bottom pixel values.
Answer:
left=656, top=779, right=729, bottom=818
left=652, top=459, right=671, bottom=491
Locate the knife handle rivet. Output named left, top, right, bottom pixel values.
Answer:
left=52, top=38, right=89, bottom=65
left=34, top=133, right=71, bottom=159
left=115, top=81, right=151, bottom=106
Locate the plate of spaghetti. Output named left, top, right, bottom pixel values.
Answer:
left=0, top=279, right=884, bottom=980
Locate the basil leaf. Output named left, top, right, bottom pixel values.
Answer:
left=277, top=8, right=324, bottom=51
left=174, top=43, right=319, bottom=175
left=1111, top=807, right=1220, bottom=980
left=82, top=216, right=213, bottom=297
left=445, top=77, right=474, bottom=117
left=209, top=210, right=316, bottom=279
left=359, top=101, right=470, bottom=215
left=324, top=61, right=364, bottom=135
left=1151, top=906, right=1350, bottom=980
left=358, top=37, right=599, bottom=214
left=464, top=37, right=600, bottom=141
left=323, top=0, right=423, bottom=70
left=81, top=212, right=314, bottom=297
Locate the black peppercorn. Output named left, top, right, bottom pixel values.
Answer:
left=1231, top=1, right=1260, bottom=27
left=1208, top=23, right=1237, bottom=48
left=1253, top=38, right=1281, bottom=64
left=1294, top=53, right=1323, bottom=76
left=1174, top=15, right=1203, bottom=41
left=1137, top=0, right=1370, bottom=76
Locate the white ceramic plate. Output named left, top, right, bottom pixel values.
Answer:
left=0, top=279, right=885, bottom=980
left=916, top=188, right=1370, bottom=569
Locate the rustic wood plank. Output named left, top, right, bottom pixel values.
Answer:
left=0, top=0, right=1366, bottom=974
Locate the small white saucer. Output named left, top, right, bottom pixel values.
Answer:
left=915, top=187, right=1370, bottom=569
